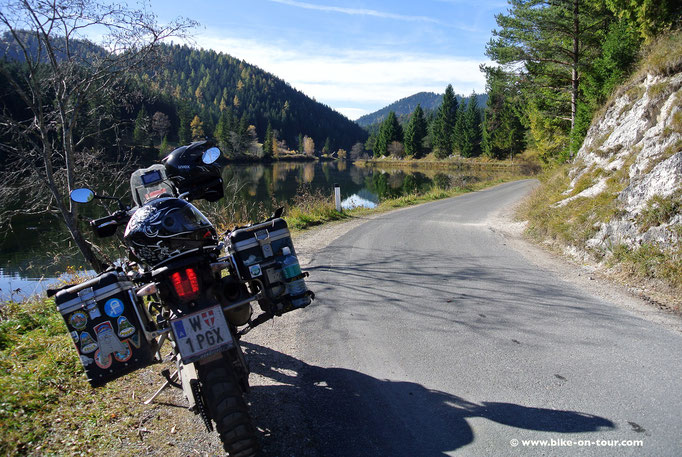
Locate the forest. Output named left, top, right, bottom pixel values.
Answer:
left=364, top=0, right=680, bottom=163
left=0, top=35, right=368, bottom=164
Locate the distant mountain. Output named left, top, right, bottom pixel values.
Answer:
left=357, top=91, right=488, bottom=128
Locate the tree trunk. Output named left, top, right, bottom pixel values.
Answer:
left=571, top=0, right=579, bottom=132
left=62, top=210, right=108, bottom=274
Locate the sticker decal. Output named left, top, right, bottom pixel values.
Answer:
left=86, top=302, right=101, bottom=320
left=79, top=332, right=98, bottom=354
left=249, top=264, right=262, bottom=278
left=70, top=331, right=80, bottom=343
left=202, top=309, right=216, bottom=327
left=94, top=349, right=112, bottom=369
left=69, top=311, right=88, bottom=330
left=127, top=332, right=142, bottom=349
left=104, top=298, right=125, bottom=318
left=94, top=321, right=127, bottom=359
left=113, top=341, right=132, bottom=363
left=173, top=320, right=187, bottom=339
left=80, top=354, right=94, bottom=367
left=117, top=316, right=136, bottom=338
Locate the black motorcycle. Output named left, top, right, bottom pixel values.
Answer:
left=50, top=141, right=313, bottom=456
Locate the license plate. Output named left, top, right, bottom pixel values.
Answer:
left=170, top=305, right=233, bottom=363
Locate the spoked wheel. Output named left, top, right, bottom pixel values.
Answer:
left=198, top=360, right=260, bottom=456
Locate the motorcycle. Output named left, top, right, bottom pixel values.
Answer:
left=49, top=141, right=314, bottom=456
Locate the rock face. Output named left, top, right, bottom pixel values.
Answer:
left=557, top=70, right=682, bottom=254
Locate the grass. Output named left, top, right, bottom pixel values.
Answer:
left=520, top=161, right=631, bottom=248
left=610, top=234, right=682, bottom=289
left=637, top=191, right=682, bottom=232
left=634, top=30, right=682, bottom=78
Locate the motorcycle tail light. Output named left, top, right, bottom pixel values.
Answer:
left=171, top=268, right=200, bottom=301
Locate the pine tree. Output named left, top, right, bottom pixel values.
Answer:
left=178, top=104, right=191, bottom=144
left=486, top=0, right=608, bottom=135
left=297, top=133, right=304, bottom=154
left=461, top=94, right=482, bottom=157
left=451, top=100, right=467, bottom=155
left=404, top=104, right=427, bottom=158
left=263, top=122, right=274, bottom=159
left=433, top=85, right=458, bottom=158
left=374, top=112, right=403, bottom=157
left=159, top=135, right=170, bottom=156
left=481, top=66, right=525, bottom=160
left=214, top=111, right=230, bottom=150
left=133, top=107, right=151, bottom=146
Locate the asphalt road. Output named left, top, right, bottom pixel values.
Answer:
left=245, top=180, right=682, bottom=456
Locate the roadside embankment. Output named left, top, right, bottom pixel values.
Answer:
left=517, top=31, right=682, bottom=314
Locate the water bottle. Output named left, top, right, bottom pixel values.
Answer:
left=281, top=247, right=310, bottom=308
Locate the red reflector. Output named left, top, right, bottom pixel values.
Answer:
left=171, top=268, right=200, bottom=301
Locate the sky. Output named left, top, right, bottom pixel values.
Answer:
left=148, top=0, right=509, bottom=120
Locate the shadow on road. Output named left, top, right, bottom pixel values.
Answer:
left=244, top=342, right=614, bottom=457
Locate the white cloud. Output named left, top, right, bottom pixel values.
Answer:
left=269, top=0, right=442, bottom=24
left=194, top=34, right=489, bottom=119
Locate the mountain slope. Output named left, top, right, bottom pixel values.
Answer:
left=357, top=92, right=488, bottom=127
left=149, top=44, right=367, bottom=150
left=0, top=33, right=367, bottom=151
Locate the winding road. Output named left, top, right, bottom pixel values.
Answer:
left=244, top=180, right=682, bottom=456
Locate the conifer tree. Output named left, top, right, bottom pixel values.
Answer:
left=190, top=115, right=204, bottom=140
left=178, top=105, right=192, bottom=144
left=461, top=95, right=482, bottom=157
left=481, top=66, right=525, bottom=160
left=374, top=111, right=403, bottom=157
left=404, top=104, right=427, bottom=158
left=133, top=107, right=151, bottom=146
left=263, top=122, right=274, bottom=158
left=433, top=85, right=458, bottom=158
left=452, top=100, right=467, bottom=155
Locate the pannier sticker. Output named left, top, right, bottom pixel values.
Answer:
left=79, top=332, right=98, bottom=354
left=117, top=316, right=136, bottom=338
left=86, top=302, right=101, bottom=320
left=127, top=332, right=141, bottom=349
left=80, top=354, right=94, bottom=367
left=104, top=298, right=125, bottom=318
left=69, top=311, right=88, bottom=330
left=94, top=349, right=113, bottom=369
left=249, top=264, right=262, bottom=278
left=70, top=331, right=79, bottom=343
left=113, top=341, right=132, bottom=363
left=94, top=321, right=127, bottom=359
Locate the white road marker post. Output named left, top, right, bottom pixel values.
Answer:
left=334, top=183, right=341, bottom=212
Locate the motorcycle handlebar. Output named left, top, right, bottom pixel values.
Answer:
left=90, top=210, right=131, bottom=238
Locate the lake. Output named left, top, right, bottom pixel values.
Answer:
left=0, top=160, right=521, bottom=299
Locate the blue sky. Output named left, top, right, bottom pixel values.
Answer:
left=149, top=0, right=509, bottom=119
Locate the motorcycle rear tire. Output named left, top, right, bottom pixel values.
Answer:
left=198, top=361, right=260, bottom=457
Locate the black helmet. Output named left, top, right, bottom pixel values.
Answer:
left=123, top=198, right=217, bottom=266
left=163, top=141, right=224, bottom=202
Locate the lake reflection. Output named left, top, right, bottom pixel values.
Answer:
left=0, top=160, right=519, bottom=296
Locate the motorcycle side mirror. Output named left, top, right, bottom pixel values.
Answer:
left=70, top=188, right=95, bottom=203
left=202, top=147, right=221, bottom=164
